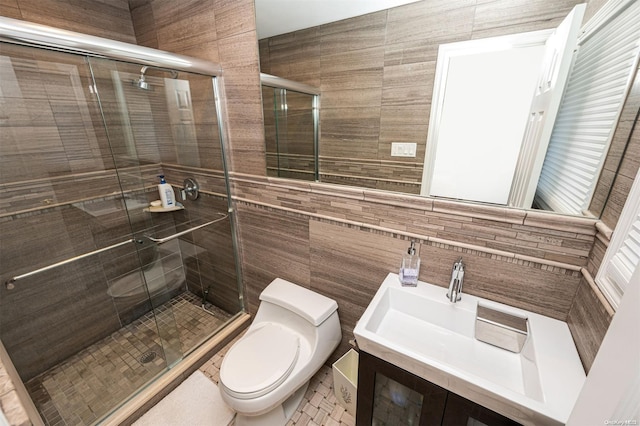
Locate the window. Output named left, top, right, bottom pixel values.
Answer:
left=597, top=168, right=640, bottom=309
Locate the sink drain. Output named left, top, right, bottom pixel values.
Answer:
left=139, top=350, right=157, bottom=364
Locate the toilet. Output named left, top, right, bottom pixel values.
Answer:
left=219, top=278, right=342, bottom=425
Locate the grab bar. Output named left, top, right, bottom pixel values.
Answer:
left=4, top=238, right=137, bottom=289
left=4, top=212, right=229, bottom=290
left=144, top=213, right=228, bottom=244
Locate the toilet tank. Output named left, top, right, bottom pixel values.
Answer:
left=259, top=278, right=338, bottom=326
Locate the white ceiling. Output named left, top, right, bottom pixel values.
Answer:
left=255, top=0, right=421, bottom=39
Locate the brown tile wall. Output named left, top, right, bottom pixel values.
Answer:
left=233, top=176, right=596, bottom=265
left=259, top=0, right=584, bottom=188
left=567, top=273, right=614, bottom=372
left=1, top=163, right=237, bottom=382
left=129, top=0, right=266, bottom=176
left=0, top=186, right=157, bottom=380
left=232, top=175, right=596, bottom=363
left=565, top=222, right=615, bottom=373
left=0, top=0, right=136, bottom=43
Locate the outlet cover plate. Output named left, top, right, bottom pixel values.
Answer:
left=391, top=142, right=417, bottom=157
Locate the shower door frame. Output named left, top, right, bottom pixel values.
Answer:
left=261, top=72, right=320, bottom=181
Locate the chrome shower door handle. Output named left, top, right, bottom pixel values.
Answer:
left=144, top=213, right=228, bottom=245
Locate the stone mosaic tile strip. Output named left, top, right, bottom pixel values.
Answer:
left=25, top=291, right=229, bottom=426
left=231, top=175, right=597, bottom=268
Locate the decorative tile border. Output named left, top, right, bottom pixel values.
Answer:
left=230, top=173, right=597, bottom=271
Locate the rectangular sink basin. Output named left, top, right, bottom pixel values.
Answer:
left=354, top=273, right=586, bottom=425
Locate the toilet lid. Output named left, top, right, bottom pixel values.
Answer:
left=220, top=323, right=300, bottom=399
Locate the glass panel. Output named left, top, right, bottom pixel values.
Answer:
left=263, top=86, right=317, bottom=180
left=88, top=57, right=241, bottom=358
left=0, top=42, right=242, bottom=425
left=263, top=86, right=279, bottom=177
left=0, top=43, right=170, bottom=425
left=372, top=374, right=423, bottom=426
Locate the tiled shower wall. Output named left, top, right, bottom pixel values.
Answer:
left=0, top=24, right=237, bottom=381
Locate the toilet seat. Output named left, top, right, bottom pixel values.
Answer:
left=220, top=323, right=300, bottom=400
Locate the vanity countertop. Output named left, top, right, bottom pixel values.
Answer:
left=353, top=273, right=586, bottom=426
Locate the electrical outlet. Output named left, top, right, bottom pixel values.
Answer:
left=391, top=142, right=417, bottom=157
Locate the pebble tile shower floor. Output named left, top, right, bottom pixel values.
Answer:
left=25, top=291, right=230, bottom=426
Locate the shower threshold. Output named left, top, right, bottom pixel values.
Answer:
left=25, top=291, right=231, bottom=426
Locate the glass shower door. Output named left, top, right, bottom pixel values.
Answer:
left=263, top=86, right=318, bottom=180
left=0, top=42, right=177, bottom=425
left=87, top=57, right=242, bottom=361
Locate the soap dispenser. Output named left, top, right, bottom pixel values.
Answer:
left=157, top=175, right=175, bottom=208
left=399, top=241, right=420, bottom=286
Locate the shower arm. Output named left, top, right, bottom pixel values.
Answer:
left=4, top=213, right=229, bottom=290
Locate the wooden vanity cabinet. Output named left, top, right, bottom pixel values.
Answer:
left=356, top=351, right=521, bottom=426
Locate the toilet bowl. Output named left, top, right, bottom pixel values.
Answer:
left=219, top=278, right=341, bottom=426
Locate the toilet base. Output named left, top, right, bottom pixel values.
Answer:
left=234, top=383, right=309, bottom=426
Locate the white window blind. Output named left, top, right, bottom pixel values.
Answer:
left=609, top=213, right=640, bottom=287
left=534, top=0, right=640, bottom=214
left=597, top=168, right=640, bottom=309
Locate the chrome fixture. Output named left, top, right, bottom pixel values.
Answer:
left=475, top=303, right=529, bottom=353
left=133, top=65, right=179, bottom=90
left=4, top=213, right=228, bottom=290
left=182, top=177, right=200, bottom=201
left=143, top=213, right=227, bottom=245
left=446, top=258, right=465, bottom=303
left=134, top=66, right=151, bottom=90
left=4, top=238, right=138, bottom=290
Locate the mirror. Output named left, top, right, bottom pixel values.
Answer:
left=255, top=0, right=640, bottom=218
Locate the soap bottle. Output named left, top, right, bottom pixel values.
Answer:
left=157, top=175, right=175, bottom=208
left=399, top=241, right=420, bottom=286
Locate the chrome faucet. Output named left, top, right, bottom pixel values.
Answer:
left=446, top=258, right=465, bottom=303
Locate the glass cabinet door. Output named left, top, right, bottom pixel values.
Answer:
left=372, top=375, right=423, bottom=425
left=441, top=393, right=520, bottom=426
left=357, top=351, right=521, bottom=426
left=357, top=351, right=448, bottom=425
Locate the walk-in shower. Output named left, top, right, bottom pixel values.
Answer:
left=261, top=73, right=319, bottom=181
left=0, top=17, right=245, bottom=425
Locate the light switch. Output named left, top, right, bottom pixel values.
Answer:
left=391, top=142, right=417, bottom=157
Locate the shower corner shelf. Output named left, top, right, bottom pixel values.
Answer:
left=144, top=205, right=185, bottom=213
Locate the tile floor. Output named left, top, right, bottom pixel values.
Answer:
left=199, top=337, right=356, bottom=426
left=26, top=291, right=230, bottom=426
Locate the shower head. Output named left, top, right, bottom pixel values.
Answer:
left=135, top=76, right=151, bottom=90
left=132, top=66, right=178, bottom=90
left=133, top=66, right=152, bottom=90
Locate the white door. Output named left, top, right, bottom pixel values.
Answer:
left=424, top=39, right=547, bottom=204
left=508, top=4, right=585, bottom=209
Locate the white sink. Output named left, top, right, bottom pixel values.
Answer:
left=353, top=273, right=586, bottom=425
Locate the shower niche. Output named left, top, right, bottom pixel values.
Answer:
left=0, top=20, right=243, bottom=426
